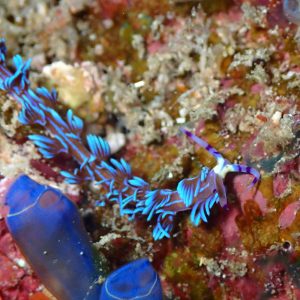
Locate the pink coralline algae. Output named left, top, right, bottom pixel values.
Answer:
left=233, top=174, right=268, bottom=215
left=220, top=207, right=241, bottom=245
left=278, top=200, right=300, bottom=229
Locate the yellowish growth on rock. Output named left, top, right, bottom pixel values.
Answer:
left=42, top=61, right=104, bottom=113
left=187, top=222, right=224, bottom=257
left=163, top=250, right=213, bottom=299
left=0, top=133, right=40, bottom=178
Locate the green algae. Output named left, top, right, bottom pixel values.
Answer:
left=163, top=250, right=214, bottom=300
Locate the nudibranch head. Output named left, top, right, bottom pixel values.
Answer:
left=181, top=128, right=260, bottom=187
left=180, top=128, right=260, bottom=212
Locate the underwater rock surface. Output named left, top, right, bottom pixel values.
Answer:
left=0, top=0, right=299, bottom=299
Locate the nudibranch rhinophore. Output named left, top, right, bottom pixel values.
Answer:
left=5, top=175, right=163, bottom=300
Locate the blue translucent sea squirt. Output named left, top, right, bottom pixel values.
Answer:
left=5, top=175, right=163, bottom=300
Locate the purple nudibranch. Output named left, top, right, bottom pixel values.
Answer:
left=0, top=38, right=260, bottom=240
left=5, top=175, right=163, bottom=300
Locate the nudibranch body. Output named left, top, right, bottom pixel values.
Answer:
left=5, top=175, right=163, bottom=300
left=0, top=39, right=260, bottom=241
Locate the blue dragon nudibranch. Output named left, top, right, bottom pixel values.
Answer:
left=5, top=175, right=163, bottom=300
left=0, top=38, right=260, bottom=240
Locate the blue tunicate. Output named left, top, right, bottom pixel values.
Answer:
left=5, top=175, right=164, bottom=300
left=101, top=258, right=163, bottom=300
left=5, top=175, right=103, bottom=300
left=283, top=0, right=300, bottom=24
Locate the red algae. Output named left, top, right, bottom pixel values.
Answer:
left=279, top=200, right=300, bottom=229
